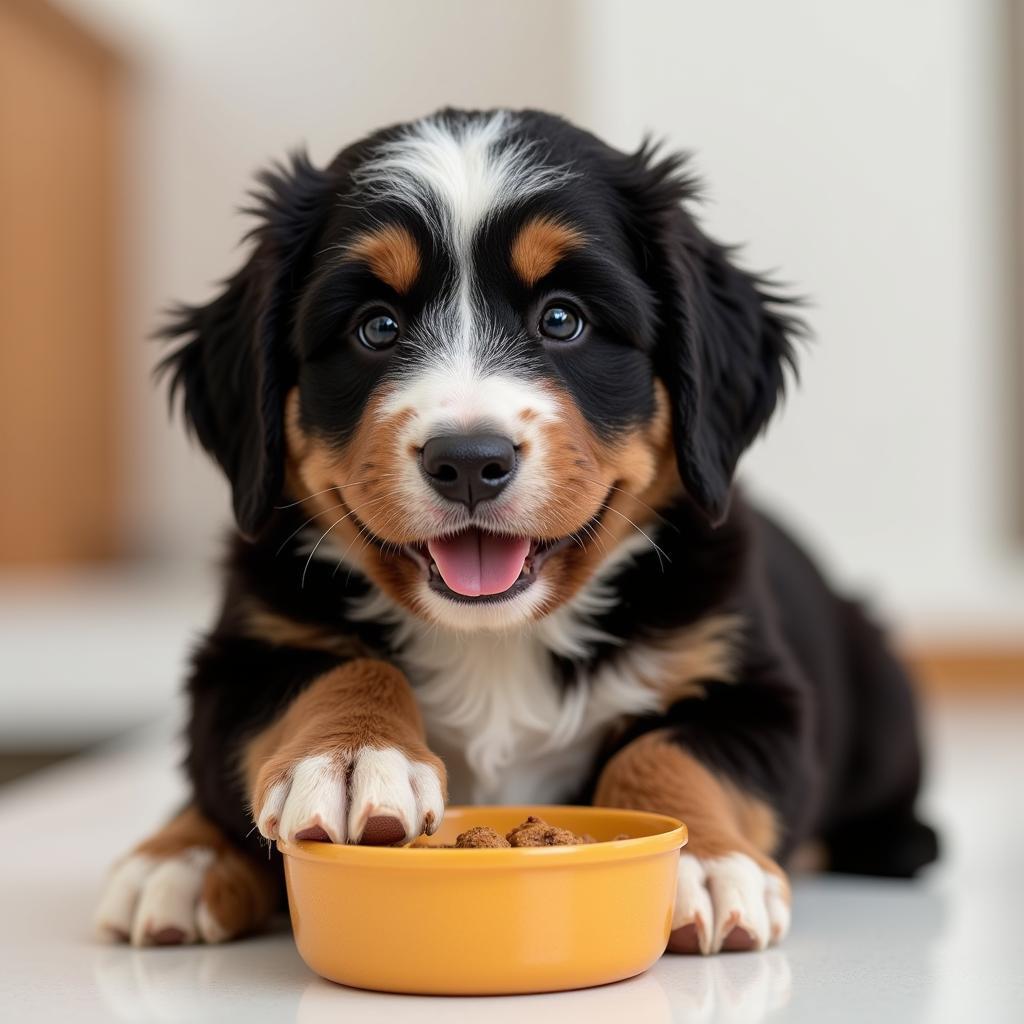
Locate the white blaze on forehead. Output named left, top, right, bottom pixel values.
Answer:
left=356, top=111, right=573, bottom=481
left=353, top=110, right=574, bottom=255
left=391, top=287, right=557, bottom=443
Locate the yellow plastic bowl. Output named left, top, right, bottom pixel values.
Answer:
left=278, top=804, right=686, bottom=995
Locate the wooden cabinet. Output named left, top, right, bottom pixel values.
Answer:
left=0, top=0, right=123, bottom=563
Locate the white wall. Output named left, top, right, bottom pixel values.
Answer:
left=60, top=0, right=1024, bottom=636
left=577, top=0, right=1024, bottom=634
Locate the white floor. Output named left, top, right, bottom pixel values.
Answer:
left=1, top=695, right=1021, bottom=1023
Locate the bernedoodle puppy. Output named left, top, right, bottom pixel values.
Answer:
left=96, top=109, right=937, bottom=954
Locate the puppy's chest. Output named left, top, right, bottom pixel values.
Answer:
left=392, top=629, right=657, bottom=805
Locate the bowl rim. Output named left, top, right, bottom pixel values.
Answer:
left=277, top=804, right=687, bottom=868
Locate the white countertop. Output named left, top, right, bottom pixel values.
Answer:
left=0, top=565, right=217, bottom=746
left=1, top=696, right=1022, bottom=1023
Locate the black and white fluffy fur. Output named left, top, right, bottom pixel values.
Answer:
left=95, top=109, right=938, bottom=955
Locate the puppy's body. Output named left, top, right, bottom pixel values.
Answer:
left=195, top=491, right=932, bottom=874
left=97, top=108, right=937, bottom=955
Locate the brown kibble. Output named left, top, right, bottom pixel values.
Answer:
left=411, top=816, right=630, bottom=848
left=454, top=826, right=511, bottom=849
left=506, top=815, right=587, bottom=847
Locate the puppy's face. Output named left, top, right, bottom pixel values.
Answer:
left=284, top=113, right=675, bottom=629
left=163, top=110, right=796, bottom=632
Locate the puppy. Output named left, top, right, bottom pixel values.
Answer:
left=96, top=108, right=937, bottom=954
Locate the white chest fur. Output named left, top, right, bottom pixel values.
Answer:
left=404, top=623, right=670, bottom=803
left=349, top=538, right=663, bottom=805
left=402, top=625, right=655, bottom=804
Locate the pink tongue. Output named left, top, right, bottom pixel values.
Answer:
left=427, top=530, right=531, bottom=597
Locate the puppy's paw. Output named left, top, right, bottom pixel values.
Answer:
left=95, top=845, right=268, bottom=947
left=668, top=852, right=790, bottom=955
left=254, top=747, right=445, bottom=846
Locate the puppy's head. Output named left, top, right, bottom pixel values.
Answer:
left=162, top=109, right=798, bottom=630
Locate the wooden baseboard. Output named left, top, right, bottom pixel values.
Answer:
left=903, top=645, right=1024, bottom=693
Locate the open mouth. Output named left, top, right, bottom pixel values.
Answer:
left=340, top=495, right=611, bottom=605
left=403, top=516, right=602, bottom=605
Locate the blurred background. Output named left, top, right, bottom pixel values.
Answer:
left=1, top=0, right=1022, bottom=777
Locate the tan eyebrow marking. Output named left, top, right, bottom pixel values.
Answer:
left=344, top=224, right=421, bottom=294
left=510, top=215, right=585, bottom=287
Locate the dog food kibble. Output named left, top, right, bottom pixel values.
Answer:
left=505, top=815, right=595, bottom=847
left=415, top=816, right=629, bottom=848
left=454, top=826, right=511, bottom=848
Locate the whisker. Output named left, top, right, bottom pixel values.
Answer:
left=275, top=473, right=402, bottom=510
left=571, top=475, right=678, bottom=532
left=339, top=520, right=383, bottom=586
left=299, top=493, right=397, bottom=588
left=328, top=490, right=409, bottom=580
left=603, top=481, right=678, bottom=531
left=278, top=479, right=408, bottom=558
left=338, top=498, right=411, bottom=582
left=301, top=514, right=354, bottom=589
left=275, top=502, right=348, bottom=557
left=600, top=503, right=670, bottom=569
left=580, top=518, right=609, bottom=556
left=273, top=484, right=343, bottom=510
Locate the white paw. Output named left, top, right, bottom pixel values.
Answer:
left=669, top=852, right=790, bottom=955
left=95, top=848, right=226, bottom=947
left=256, top=748, right=444, bottom=846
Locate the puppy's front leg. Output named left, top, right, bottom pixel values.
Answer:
left=246, top=659, right=446, bottom=846
left=595, top=730, right=791, bottom=955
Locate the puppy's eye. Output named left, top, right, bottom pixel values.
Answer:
left=358, top=312, right=400, bottom=351
left=539, top=304, right=583, bottom=342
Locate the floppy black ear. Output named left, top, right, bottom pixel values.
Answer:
left=617, top=144, right=802, bottom=526
left=158, top=153, right=331, bottom=538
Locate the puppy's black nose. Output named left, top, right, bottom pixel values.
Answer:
left=420, top=433, right=517, bottom=510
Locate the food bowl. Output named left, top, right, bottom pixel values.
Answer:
left=278, top=804, right=686, bottom=995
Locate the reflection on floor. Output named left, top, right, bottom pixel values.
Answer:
left=1, top=693, right=1022, bottom=1023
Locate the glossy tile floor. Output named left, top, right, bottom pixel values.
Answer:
left=1, top=694, right=1021, bottom=1023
